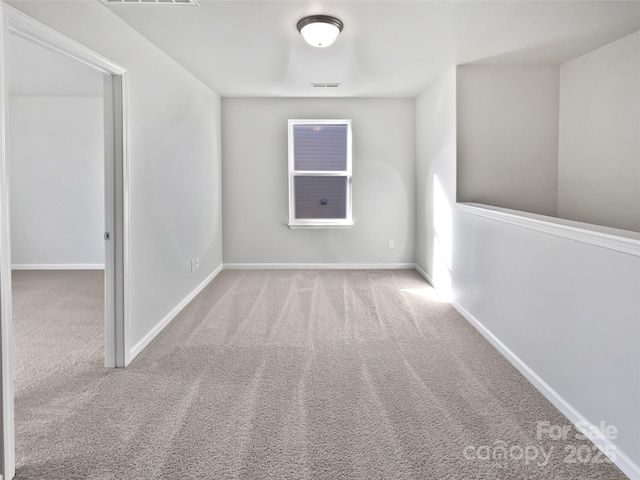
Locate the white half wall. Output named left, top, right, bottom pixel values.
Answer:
left=9, top=2, right=223, bottom=352
left=222, top=98, right=415, bottom=265
left=8, top=97, right=104, bottom=268
left=456, top=65, right=560, bottom=217
left=453, top=205, right=640, bottom=476
left=558, top=31, right=640, bottom=233
left=416, top=68, right=640, bottom=476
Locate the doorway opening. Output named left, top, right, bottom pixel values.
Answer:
left=7, top=30, right=107, bottom=476
left=0, top=5, right=130, bottom=478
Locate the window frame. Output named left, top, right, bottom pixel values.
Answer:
left=288, top=119, right=353, bottom=229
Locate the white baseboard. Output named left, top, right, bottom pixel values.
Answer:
left=451, top=299, right=640, bottom=480
left=130, top=264, right=223, bottom=361
left=11, top=264, right=105, bottom=270
left=413, top=263, right=434, bottom=285
left=223, top=263, right=415, bottom=270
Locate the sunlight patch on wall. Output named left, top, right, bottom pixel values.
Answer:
left=432, top=175, right=452, bottom=300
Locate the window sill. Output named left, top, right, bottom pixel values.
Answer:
left=288, top=222, right=353, bottom=230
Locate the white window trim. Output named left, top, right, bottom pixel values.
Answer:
left=288, top=119, right=353, bottom=229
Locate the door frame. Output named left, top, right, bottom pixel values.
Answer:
left=0, top=4, right=131, bottom=478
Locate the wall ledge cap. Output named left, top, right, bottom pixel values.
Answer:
left=457, top=203, right=640, bottom=257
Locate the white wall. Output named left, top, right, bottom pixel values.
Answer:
left=456, top=65, right=560, bottom=217
left=9, top=97, right=104, bottom=268
left=415, top=70, right=457, bottom=284
left=558, top=31, right=640, bottom=232
left=9, top=2, right=223, bottom=351
left=222, top=98, right=415, bottom=266
left=453, top=207, right=640, bottom=476
left=7, top=32, right=103, bottom=97
left=416, top=69, right=640, bottom=476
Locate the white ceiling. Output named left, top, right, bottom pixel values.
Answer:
left=102, top=0, right=640, bottom=97
left=7, top=32, right=104, bottom=97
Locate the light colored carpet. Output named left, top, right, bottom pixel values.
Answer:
left=12, top=269, right=626, bottom=479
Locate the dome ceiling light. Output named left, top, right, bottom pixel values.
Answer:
left=297, top=15, right=344, bottom=48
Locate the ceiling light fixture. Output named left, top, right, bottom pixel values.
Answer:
left=297, top=15, right=343, bottom=48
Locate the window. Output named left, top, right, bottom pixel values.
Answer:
left=288, top=119, right=353, bottom=229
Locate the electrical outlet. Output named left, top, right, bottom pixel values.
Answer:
left=190, top=259, right=196, bottom=272
left=195, top=257, right=200, bottom=269
left=389, top=240, right=395, bottom=249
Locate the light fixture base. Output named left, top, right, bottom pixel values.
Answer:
left=297, top=15, right=343, bottom=48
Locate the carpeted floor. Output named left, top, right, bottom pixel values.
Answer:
left=12, top=269, right=626, bottom=479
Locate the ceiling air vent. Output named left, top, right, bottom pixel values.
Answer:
left=104, top=0, right=199, bottom=5
left=311, top=83, right=341, bottom=88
